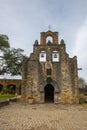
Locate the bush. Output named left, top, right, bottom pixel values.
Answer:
left=2, top=88, right=9, bottom=94
left=79, top=97, right=85, bottom=104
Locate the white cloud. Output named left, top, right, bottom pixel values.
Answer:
left=72, top=19, right=87, bottom=80
left=73, top=19, right=87, bottom=67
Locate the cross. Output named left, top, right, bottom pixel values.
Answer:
left=48, top=25, right=51, bottom=31
left=78, top=68, right=82, bottom=70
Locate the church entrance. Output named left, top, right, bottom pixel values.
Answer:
left=44, top=84, right=54, bottom=103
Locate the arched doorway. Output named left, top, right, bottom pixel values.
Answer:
left=44, top=84, right=54, bottom=102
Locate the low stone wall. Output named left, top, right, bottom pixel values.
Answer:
left=9, top=97, right=17, bottom=102
left=0, top=97, right=17, bottom=107
left=0, top=100, right=9, bottom=107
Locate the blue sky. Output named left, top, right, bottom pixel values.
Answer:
left=0, top=0, right=87, bottom=81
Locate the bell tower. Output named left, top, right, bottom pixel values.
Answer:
left=40, top=31, right=58, bottom=45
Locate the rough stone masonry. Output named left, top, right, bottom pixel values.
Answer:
left=21, top=30, right=79, bottom=104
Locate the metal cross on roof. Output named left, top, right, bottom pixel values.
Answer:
left=48, top=25, right=51, bottom=31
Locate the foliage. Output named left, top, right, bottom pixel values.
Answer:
left=2, top=87, right=9, bottom=94
left=79, top=77, right=87, bottom=95
left=79, top=77, right=86, bottom=88
left=79, top=97, right=85, bottom=104
left=0, top=47, right=24, bottom=75
left=0, top=85, right=16, bottom=94
left=78, top=94, right=87, bottom=104
left=7, top=85, right=15, bottom=94
left=0, top=34, right=26, bottom=75
left=0, top=35, right=10, bottom=52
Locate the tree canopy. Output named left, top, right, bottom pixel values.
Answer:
left=0, top=35, right=10, bottom=51
left=0, top=34, right=25, bottom=75
left=79, top=77, right=87, bottom=88
left=0, top=48, right=24, bottom=75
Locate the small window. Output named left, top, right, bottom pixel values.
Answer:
left=52, top=51, right=59, bottom=62
left=47, top=69, right=51, bottom=75
left=39, top=51, right=46, bottom=62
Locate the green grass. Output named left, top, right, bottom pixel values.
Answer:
left=81, top=104, right=87, bottom=108
left=0, top=94, right=15, bottom=100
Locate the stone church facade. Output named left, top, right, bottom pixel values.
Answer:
left=22, top=30, right=79, bottom=104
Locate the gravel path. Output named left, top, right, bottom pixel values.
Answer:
left=0, top=102, right=87, bottom=130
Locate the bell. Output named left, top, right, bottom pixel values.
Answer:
left=41, top=53, right=44, bottom=57
left=54, top=53, right=57, bottom=58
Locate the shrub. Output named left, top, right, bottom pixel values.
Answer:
left=79, top=97, right=85, bottom=104
left=2, top=88, right=9, bottom=94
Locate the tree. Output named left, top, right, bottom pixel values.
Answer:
left=0, top=34, right=10, bottom=75
left=79, top=77, right=87, bottom=95
left=79, top=77, right=86, bottom=88
left=0, top=35, right=10, bottom=51
left=0, top=48, right=24, bottom=75
left=0, top=34, right=25, bottom=75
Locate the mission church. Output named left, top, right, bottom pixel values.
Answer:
left=21, top=30, right=79, bottom=104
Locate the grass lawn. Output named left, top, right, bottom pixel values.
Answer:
left=0, top=94, right=15, bottom=100
left=82, top=104, right=87, bottom=108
